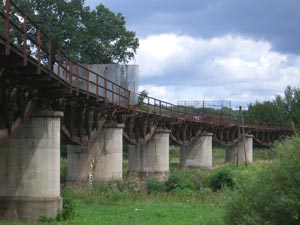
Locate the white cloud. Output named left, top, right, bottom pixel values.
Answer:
left=135, top=34, right=300, bottom=106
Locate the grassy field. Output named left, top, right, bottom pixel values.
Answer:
left=0, top=147, right=270, bottom=225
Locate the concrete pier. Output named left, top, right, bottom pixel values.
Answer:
left=67, top=123, right=124, bottom=185
left=180, top=133, right=213, bottom=169
left=128, top=129, right=170, bottom=182
left=0, top=111, right=63, bottom=222
left=226, top=135, right=253, bottom=164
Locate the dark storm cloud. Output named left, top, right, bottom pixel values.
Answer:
left=87, top=0, right=300, bottom=55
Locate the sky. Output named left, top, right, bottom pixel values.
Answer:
left=85, top=0, right=300, bottom=108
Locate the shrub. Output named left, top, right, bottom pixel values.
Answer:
left=115, top=180, right=140, bottom=193
left=146, top=179, right=166, bottom=194
left=40, top=215, right=56, bottom=223
left=225, top=135, right=300, bottom=225
left=206, top=168, right=235, bottom=191
left=56, top=188, right=76, bottom=221
left=165, top=173, right=199, bottom=192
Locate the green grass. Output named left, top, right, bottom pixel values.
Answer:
left=0, top=191, right=225, bottom=225
left=0, top=146, right=272, bottom=225
left=213, top=147, right=226, bottom=166
left=72, top=197, right=224, bottom=225
left=253, top=147, right=275, bottom=162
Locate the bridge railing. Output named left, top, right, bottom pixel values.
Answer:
left=1, top=0, right=130, bottom=107
left=132, top=92, right=234, bottom=125
left=55, top=51, right=130, bottom=107
left=0, top=0, right=52, bottom=71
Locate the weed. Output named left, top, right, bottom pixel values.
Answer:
left=206, top=168, right=235, bottom=191
left=146, top=179, right=166, bottom=194
left=56, top=188, right=76, bottom=221
left=165, top=173, right=200, bottom=192
left=39, top=215, right=56, bottom=223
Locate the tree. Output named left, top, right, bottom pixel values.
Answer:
left=18, top=0, right=139, bottom=64
left=283, top=86, right=300, bottom=125
left=246, top=100, right=285, bottom=125
left=246, top=86, right=300, bottom=126
left=80, top=4, right=139, bottom=64
left=137, top=90, right=148, bottom=106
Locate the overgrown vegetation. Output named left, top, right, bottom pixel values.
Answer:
left=146, top=179, right=166, bottom=194
left=206, top=168, right=235, bottom=191
left=225, top=135, right=300, bottom=225
left=146, top=170, right=202, bottom=195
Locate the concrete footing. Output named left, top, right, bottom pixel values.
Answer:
left=180, top=133, right=213, bottom=169
left=67, top=123, right=124, bottom=185
left=128, top=129, right=170, bottom=182
left=226, top=135, right=253, bottom=164
left=0, top=111, right=63, bottom=222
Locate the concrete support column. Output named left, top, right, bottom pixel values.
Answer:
left=180, top=133, right=213, bottom=169
left=128, top=129, right=170, bottom=182
left=67, top=123, right=124, bottom=185
left=0, top=111, right=63, bottom=222
left=226, top=135, right=253, bottom=164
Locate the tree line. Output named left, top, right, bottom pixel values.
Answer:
left=245, top=86, right=300, bottom=126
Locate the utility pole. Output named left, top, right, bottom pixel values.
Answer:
left=240, top=106, right=248, bottom=167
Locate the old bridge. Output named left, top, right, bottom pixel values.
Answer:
left=0, top=0, right=296, bottom=222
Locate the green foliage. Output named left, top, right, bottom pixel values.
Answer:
left=123, top=145, right=129, bottom=160
left=246, top=85, right=300, bottom=126
left=60, top=158, right=67, bottom=185
left=137, top=90, right=149, bottom=107
left=146, top=179, right=166, bottom=194
left=112, top=180, right=140, bottom=193
left=61, top=144, right=67, bottom=158
left=146, top=169, right=202, bottom=195
left=39, top=215, right=56, bottom=223
left=39, top=188, right=76, bottom=222
left=93, top=180, right=140, bottom=196
left=213, top=147, right=226, bottom=165
left=225, top=136, right=300, bottom=225
left=17, top=0, right=139, bottom=64
left=165, top=173, right=200, bottom=193
left=0, top=3, right=4, bottom=37
left=253, top=147, right=275, bottom=161
left=60, top=150, right=67, bottom=189
left=246, top=100, right=286, bottom=125
left=169, top=146, right=180, bottom=160
left=80, top=180, right=140, bottom=206
left=206, top=168, right=235, bottom=191
left=56, top=188, right=76, bottom=221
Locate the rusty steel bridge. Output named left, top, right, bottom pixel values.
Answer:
left=0, top=0, right=296, bottom=148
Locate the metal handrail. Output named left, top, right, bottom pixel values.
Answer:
left=2, top=0, right=130, bottom=107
